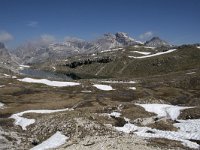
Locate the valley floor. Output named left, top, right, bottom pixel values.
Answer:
left=0, top=69, right=200, bottom=150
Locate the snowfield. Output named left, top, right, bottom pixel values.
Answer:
left=10, top=108, right=72, bottom=130
left=131, top=51, right=151, bottom=55
left=115, top=122, right=200, bottom=149
left=115, top=104, right=199, bottom=149
left=135, top=103, right=192, bottom=120
left=31, top=131, right=68, bottom=150
left=128, top=49, right=177, bottom=59
left=101, top=80, right=136, bottom=84
left=93, top=84, right=114, bottom=91
left=17, top=78, right=80, bottom=87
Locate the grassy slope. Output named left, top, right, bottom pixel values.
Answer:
left=56, top=46, right=200, bottom=79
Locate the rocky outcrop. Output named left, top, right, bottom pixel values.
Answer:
left=0, top=43, right=19, bottom=73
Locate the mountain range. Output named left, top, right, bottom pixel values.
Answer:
left=13, top=32, right=171, bottom=64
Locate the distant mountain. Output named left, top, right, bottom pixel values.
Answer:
left=0, top=42, right=19, bottom=73
left=14, top=32, right=143, bottom=64
left=0, top=42, right=5, bottom=49
left=144, top=37, right=171, bottom=47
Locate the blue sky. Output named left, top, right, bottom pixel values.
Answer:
left=0, top=0, right=200, bottom=47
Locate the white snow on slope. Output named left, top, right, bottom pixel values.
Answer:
left=19, top=65, right=30, bottom=70
left=81, top=90, right=92, bottom=93
left=93, top=84, right=114, bottom=91
left=110, top=112, right=121, bottom=118
left=174, top=119, right=200, bottom=135
left=100, top=48, right=123, bottom=53
left=136, top=104, right=192, bottom=120
left=3, top=74, right=10, bottom=77
left=197, top=46, right=200, bottom=49
left=186, top=72, right=196, bottom=75
left=17, top=78, right=80, bottom=87
left=100, top=112, right=121, bottom=118
left=115, top=104, right=199, bottom=149
left=131, top=51, right=151, bottom=55
left=129, top=87, right=136, bottom=90
left=101, top=80, right=136, bottom=84
left=128, top=49, right=177, bottom=59
left=144, top=46, right=156, bottom=49
left=10, top=108, right=72, bottom=130
left=115, top=122, right=200, bottom=149
left=31, top=131, right=68, bottom=150
left=0, top=102, right=4, bottom=109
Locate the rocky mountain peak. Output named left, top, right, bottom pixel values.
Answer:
left=115, top=32, right=129, bottom=38
left=145, top=37, right=171, bottom=47
left=115, top=32, right=140, bottom=46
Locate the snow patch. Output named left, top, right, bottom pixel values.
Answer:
left=101, top=112, right=121, bottom=118
left=19, top=65, right=30, bottom=70
left=129, top=87, right=136, bottom=90
left=197, top=46, right=200, bottom=49
left=0, top=85, right=5, bottom=88
left=114, top=104, right=199, bottom=149
left=93, top=84, right=114, bottom=91
left=0, top=102, right=5, bottom=109
left=110, top=112, right=121, bottom=118
left=81, top=90, right=92, bottom=93
left=134, top=45, right=140, bottom=48
left=10, top=108, right=72, bottom=130
left=136, top=104, right=192, bottom=120
left=129, top=49, right=177, bottom=59
left=144, top=46, right=156, bottom=49
left=3, top=74, right=10, bottom=77
left=174, top=119, right=200, bottom=136
left=131, top=51, right=151, bottom=55
left=31, top=131, right=68, bottom=150
left=100, top=48, right=123, bottom=53
left=101, top=80, right=136, bottom=84
left=115, top=122, right=200, bottom=149
left=186, top=72, right=196, bottom=75
left=17, top=78, right=80, bottom=87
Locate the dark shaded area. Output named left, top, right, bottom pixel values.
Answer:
left=189, top=139, right=200, bottom=145
left=11, top=88, right=39, bottom=96
left=112, top=117, right=127, bottom=127
left=65, top=73, right=82, bottom=80
left=65, top=57, right=112, bottom=68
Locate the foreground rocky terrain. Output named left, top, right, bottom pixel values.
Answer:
left=0, top=36, right=200, bottom=150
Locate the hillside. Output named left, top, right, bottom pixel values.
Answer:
left=45, top=45, right=200, bottom=79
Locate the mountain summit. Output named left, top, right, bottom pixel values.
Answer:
left=145, top=37, right=171, bottom=47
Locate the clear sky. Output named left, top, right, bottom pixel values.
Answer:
left=0, top=0, right=200, bottom=47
